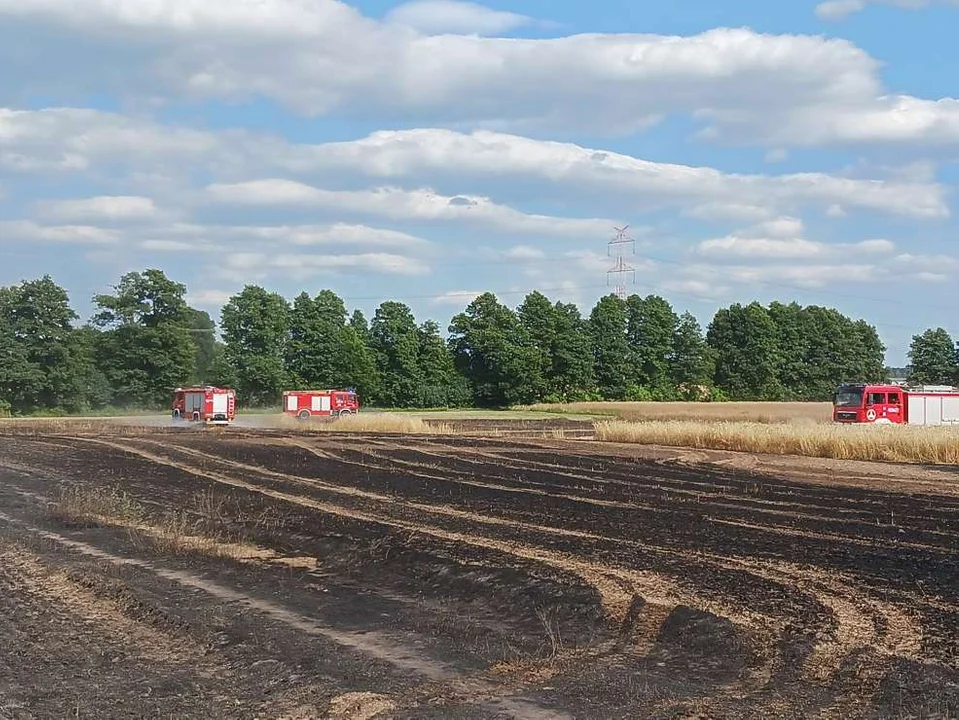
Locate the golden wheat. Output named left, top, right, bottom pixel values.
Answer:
left=594, top=419, right=959, bottom=464
left=526, top=401, right=832, bottom=424
left=283, top=412, right=452, bottom=435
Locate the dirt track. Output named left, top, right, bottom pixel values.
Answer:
left=0, top=425, right=957, bottom=719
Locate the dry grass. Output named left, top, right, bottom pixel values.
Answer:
left=50, top=485, right=146, bottom=525
left=49, top=485, right=316, bottom=568
left=0, top=418, right=162, bottom=437
left=281, top=412, right=453, bottom=435
left=526, top=401, right=832, bottom=424
left=594, top=419, right=959, bottom=464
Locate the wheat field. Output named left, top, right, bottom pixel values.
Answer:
left=525, top=401, right=833, bottom=424
left=594, top=419, right=959, bottom=464
left=284, top=413, right=452, bottom=434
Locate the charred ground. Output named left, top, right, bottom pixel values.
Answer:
left=0, top=423, right=957, bottom=719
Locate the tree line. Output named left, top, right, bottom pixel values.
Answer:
left=1, top=268, right=955, bottom=415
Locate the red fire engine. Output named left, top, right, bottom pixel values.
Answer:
left=833, top=383, right=959, bottom=425
left=283, top=389, right=359, bottom=420
left=172, top=386, right=237, bottom=425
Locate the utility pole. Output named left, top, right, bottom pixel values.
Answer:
left=607, top=225, right=636, bottom=300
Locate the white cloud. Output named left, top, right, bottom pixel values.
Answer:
left=762, top=95, right=959, bottom=148
left=223, top=250, right=429, bottom=281
left=141, top=239, right=216, bottom=252
left=38, top=195, right=157, bottom=222
left=0, top=107, right=229, bottom=175
left=150, top=221, right=431, bottom=250
left=271, top=253, right=429, bottom=276
left=432, top=290, right=484, bottom=305
left=0, top=108, right=947, bottom=220
left=816, top=0, right=955, bottom=20
left=206, top=179, right=620, bottom=237
left=504, top=245, right=545, bottom=260
left=891, top=252, right=959, bottom=274
left=4, top=2, right=958, bottom=148
left=1, top=8, right=872, bottom=134
left=255, top=223, right=430, bottom=249
left=815, top=0, right=868, bottom=19
left=694, top=217, right=897, bottom=261
left=764, top=148, right=789, bottom=163
left=752, top=216, right=805, bottom=239
left=186, top=289, right=235, bottom=308
left=0, top=0, right=367, bottom=36
left=679, top=261, right=881, bottom=289
left=685, top=203, right=775, bottom=222
left=300, top=129, right=948, bottom=218
left=384, top=0, right=532, bottom=35
left=660, top=278, right=732, bottom=301
left=695, top=235, right=895, bottom=260
left=0, top=219, right=118, bottom=244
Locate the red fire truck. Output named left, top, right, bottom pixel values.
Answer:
left=833, top=383, right=959, bottom=425
left=172, top=386, right=237, bottom=425
left=283, top=389, right=359, bottom=420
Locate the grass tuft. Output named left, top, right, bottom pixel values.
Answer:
left=594, top=419, right=959, bottom=464
left=50, top=485, right=145, bottom=525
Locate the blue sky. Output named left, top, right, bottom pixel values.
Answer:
left=1, top=0, right=958, bottom=364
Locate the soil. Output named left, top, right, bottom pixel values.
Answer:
left=0, top=423, right=956, bottom=719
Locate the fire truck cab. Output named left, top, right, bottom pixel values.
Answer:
left=283, top=389, right=359, bottom=420
left=172, top=386, right=237, bottom=425
left=833, top=383, right=959, bottom=425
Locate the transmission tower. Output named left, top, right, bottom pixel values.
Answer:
left=607, top=225, right=636, bottom=300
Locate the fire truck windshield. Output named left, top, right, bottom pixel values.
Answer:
left=834, top=388, right=864, bottom=407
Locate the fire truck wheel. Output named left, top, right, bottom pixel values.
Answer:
left=192, top=412, right=200, bottom=422
left=297, top=409, right=311, bottom=421
left=172, top=409, right=180, bottom=421
left=338, top=409, right=352, bottom=417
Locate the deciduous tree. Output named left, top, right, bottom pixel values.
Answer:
left=908, top=328, right=958, bottom=385
left=92, top=269, right=195, bottom=407
left=220, top=285, right=290, bottom=406
left=370, top=301, right=423, bottom=408
left=588, top=295, right=630, bottom=400
left=626, top=294, right=678, bottom=398
left=448, top=292, right=542, bottom=407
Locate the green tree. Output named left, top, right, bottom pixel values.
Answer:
left=448, top=292, right=543, bottom=407
left=626, top=294, right=678, bottom=398
left=849, top=319, right=887, bottom=384
left=0, top=303, right=40, bottom=412
left=0, top=276, right=89, bottom=413
left=707, top=302, right=783, bottom=400
left=516, top=291, right=556, bottom=401
left=186, top=308, right=217, bottom=384
left=908, top=328, right=958, bottom=385
left=370, top=301, right=423, bottom=408
left=588, top=295, right=630, bottom=400
left=550, top=301, right=596, bottom=401
left=350, top=309, right=371, bottom=343
left=416, top=320, right=470, bottom=408
left=285, top=290, right=380, bottom=400
left=220, top=285, right=290, bottom=406
left=670, top=312, right=713, bottom=399
left=92, top=269, right=196, bottom=408
left=518, top=292, right=594, bottom=402
left=73, top=326, right=113, bottom=409
left=767, top=301, right=814, bottom=400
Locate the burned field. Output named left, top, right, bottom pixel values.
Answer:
left=0, top=426, right=957, bottom=719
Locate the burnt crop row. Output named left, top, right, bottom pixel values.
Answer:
left=2, top=431, right=957, bottom=717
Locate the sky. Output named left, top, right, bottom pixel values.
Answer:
left=1, top=0, right=958, bottom=365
